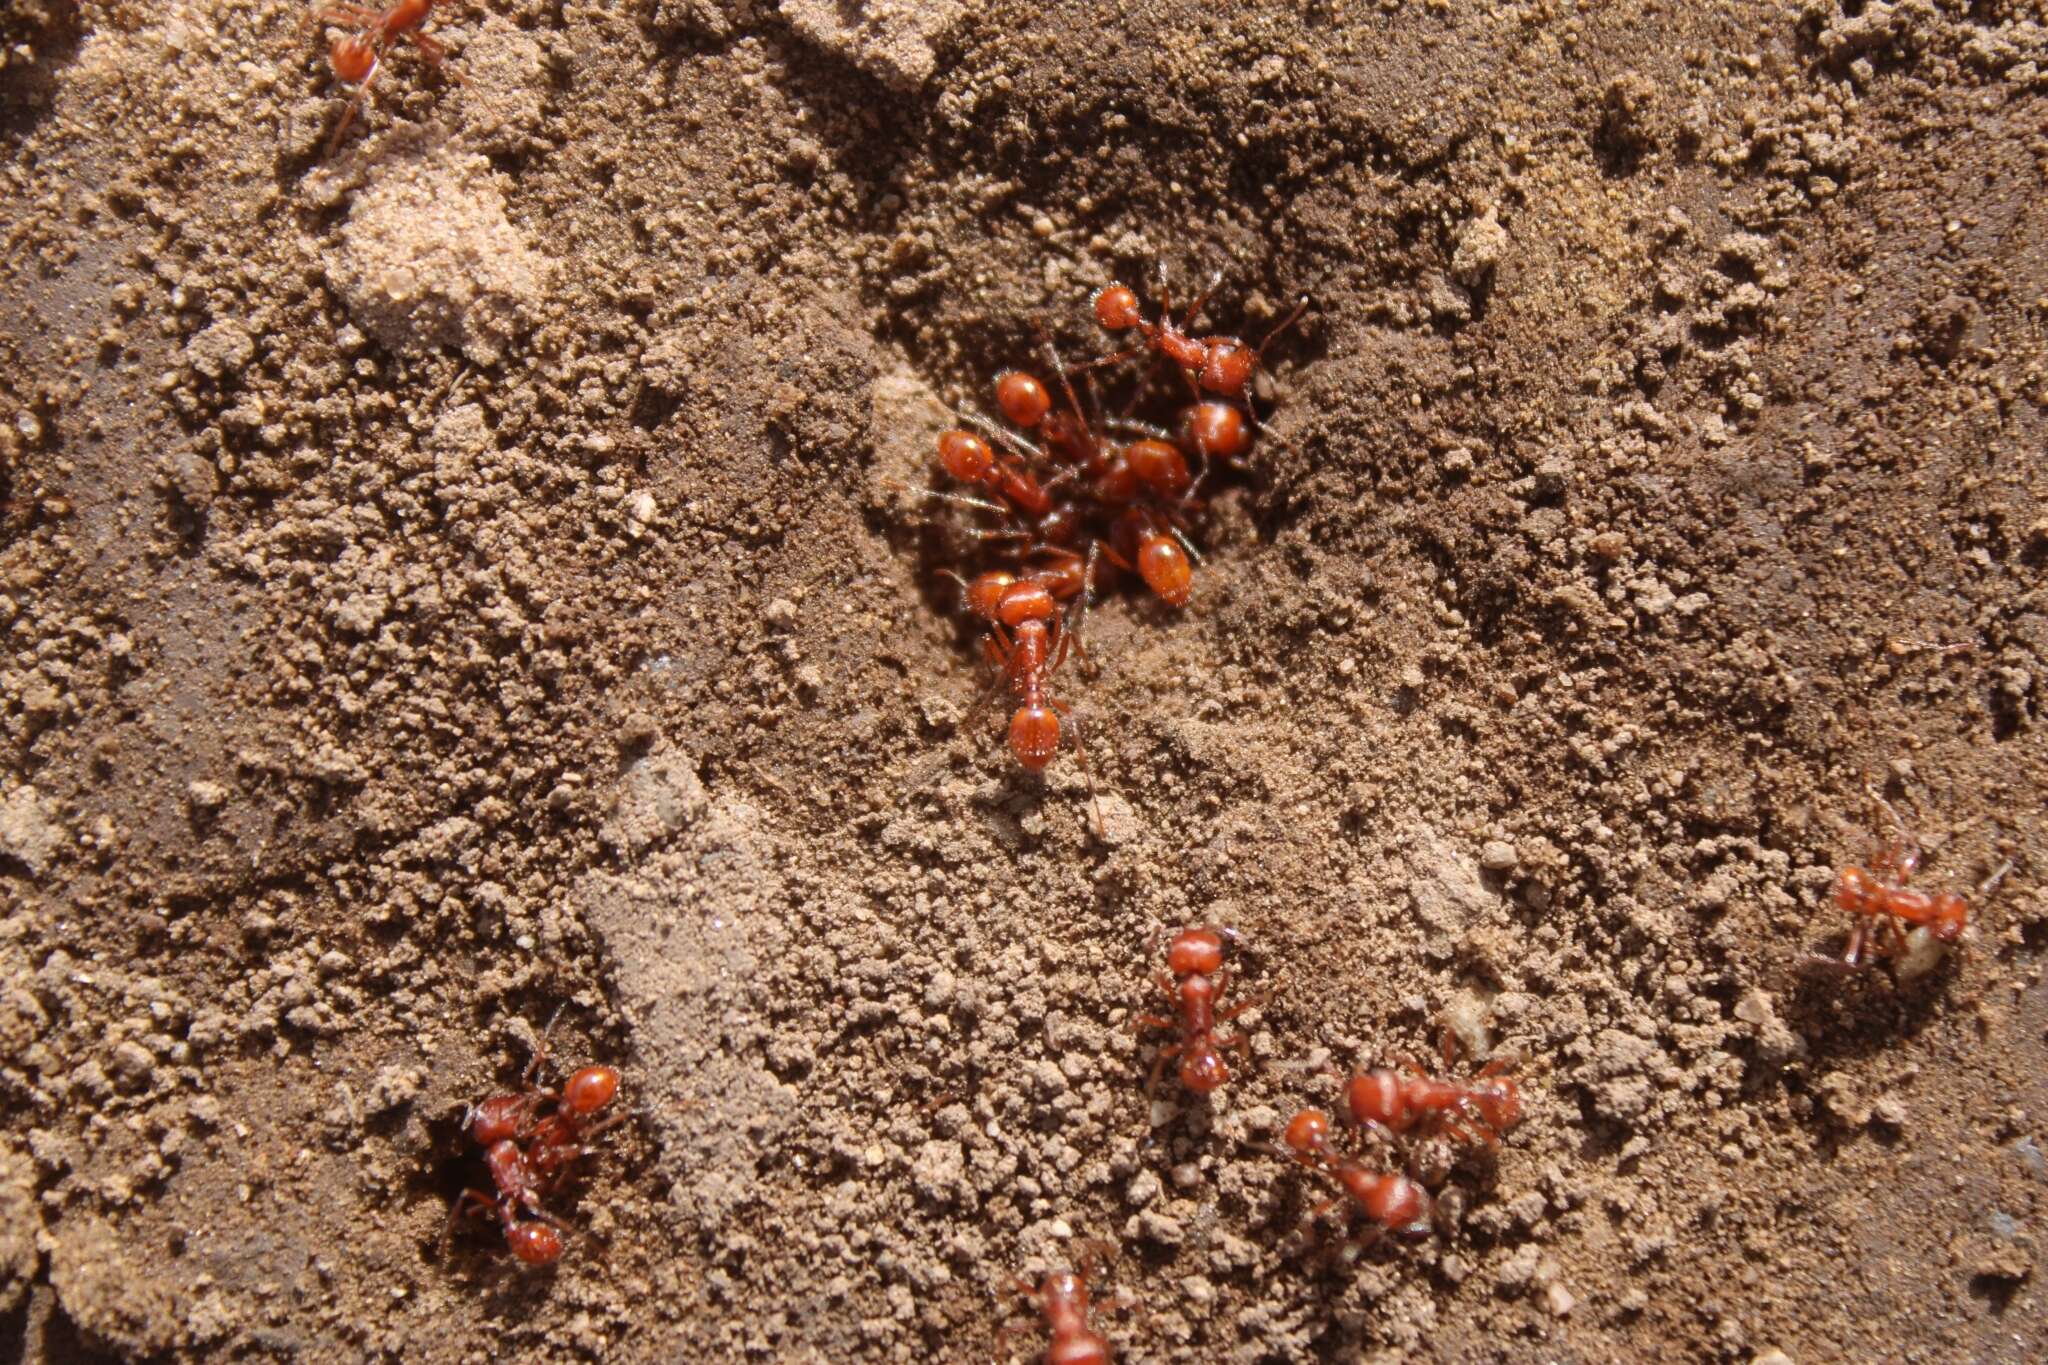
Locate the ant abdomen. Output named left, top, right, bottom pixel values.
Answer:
left=505, top=1221, right=564, bottom=1265
left=561, top=1066, right=620, bottom=1118
left=1179, top=401, right=1252, bottom=463
left=1009, top=705, right=1061, bottom=770
left=996, top=370, right=1053, bottom=428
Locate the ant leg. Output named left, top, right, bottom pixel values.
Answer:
left=443, top=1188, right=497, bottom=1254
left=1864, top=784, right=1920, bottom=881
left=1216, top=995, right=1267, bottom=1023
left=325, top=55, right=383, bottom=155
left=1045, top=696, right=1104, bottom=835
left=1144, top=1042, right=1183, bottom=1097
left=1438, top=1027, right=1462, bottom=1073
left=1131, top=1013, right=1176, bottom=1033
left=1070, top=541, right=1101, bottom=677
left=406, top=31, right=469, bottom=83
left=1255, top=294, right=1312, bottom=360
left=1180, top=270, right=1225, bottom=330
left=1066, top=346, right=1147, bottom=375
left=305, top=4, right=383, bottom=27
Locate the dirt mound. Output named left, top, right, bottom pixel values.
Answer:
left=1, top=1, right=2044, bottom=1360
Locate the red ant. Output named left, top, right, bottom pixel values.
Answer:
left=1341, top=1032, right=1523, bottom=1149
left=1280, top=1108, right=1434, bottom=1241
left=1823, top=789, right=1992, bottom=970
left=1089, top=272, right=1308, bottom=406
left=1133, top=927, right=1258, bottom=1095
left=977, top=574, right=1085, bottom=777
left=452, top=1035, right=623, bottom=1265
left=1001, top=1241, right=1117, bottom=1365
left=305, top=0, right=462, bottom=155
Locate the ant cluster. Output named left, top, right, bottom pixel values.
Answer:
left=919, top=274, right=1306, bottom=778
left=451, top=1038, right=624, bottom=1267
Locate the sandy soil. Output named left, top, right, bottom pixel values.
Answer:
left=3, top=0, right=2047, bottom=1360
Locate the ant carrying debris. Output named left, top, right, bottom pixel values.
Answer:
left=1342, top=1032, right=1524, bottom=1150
left=450, top=1029, right=624, bottom=1266
left=1133, top=928, right=1259, bottom=1095
left=1000, top=1241, right=1119, bottom=1365
left=1820, top=788, right=2010, bottom=972
left=305, top=0, right=463, bottom=154
left=1280, top=1108, right=1435, bottom=1243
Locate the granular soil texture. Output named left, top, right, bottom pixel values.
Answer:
left=3, top=1, right=2047, bottom=1361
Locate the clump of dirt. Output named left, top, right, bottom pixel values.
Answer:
left=2, top=0, right=2046, bottom=1361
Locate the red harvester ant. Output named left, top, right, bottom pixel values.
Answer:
left=1342, top=1032, right=1524, bottom=1150
left=306, top=0, right=462, bottom=155
left=1089, top=272, right=1308, bottom=408
left=1001, top=1241, right=1118, bottom=1365
left=452, top=1034, right=623, bottom=1265
left=1133, top=928, right=1259, bottom=1095
left=1822, top=788, right=1999, bottom=970
left=1281, top=1108, right=1434, bottom=1241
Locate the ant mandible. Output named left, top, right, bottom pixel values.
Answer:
left=1089, top=272, right=1308, bottom=405
left=1342, top=1032, right=1524, bottom=1149
left=305, top=0, right=461, bottom=155
left=1133, top=927, right=1258, bottom=1095
left=1281, top=1108, right=1434, bottom=1241
left=1001, top=1241, right=1117, bottom=1365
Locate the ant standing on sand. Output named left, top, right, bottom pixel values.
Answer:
left=1341, top=1032, right=1524, bottom=1150
left=1823, top=787, right=2010, bottom=971
left=1088, top=271, right=1309, bottom=411
left=1132, top=927, right=1259, bottom=1096
left=305, top=0, right=463, bottom=154
left=1001, top=1241, right=1119, bottom=1365
left=451, top=1027, right=624, bottom=1265
left=1280, top=1108, right=1435, bottom=1243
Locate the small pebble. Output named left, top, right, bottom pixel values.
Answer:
left=1480, top=839, right=1518, bottom=873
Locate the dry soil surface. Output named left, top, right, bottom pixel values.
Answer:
left=3, top=1, right=2048, bottom=1361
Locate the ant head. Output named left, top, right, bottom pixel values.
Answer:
left=1359, top=1173, right=1432, bottom=1235
left=1134, top=530, right=1192, bottom=607
left=505, top=1220, right=564, bottom=1265
left=1344, top=1069, right=1404, bottom=1129
left=1474, top=1077, right=1523, bottom=1132
left=995, top=371, right=1052, bottom=428
left=1179, top=1042, right=1229, bottom=1093
left=937, top=430, right=996, bottom=483
left=1039, top=1269, right=1088, bottom=1310
left=1166, top=928, right=1225, bottom=977
left=1282, top=1108, right=1332, bottom=1157
left=1199, top=340, right=1255, bottom=397
left=964, top=570, right=1017, bottom=621
left=562, top=1066, right=620, bottom=1117
left=1009, top=704, right=1060, bottom=771
left=1929, top=893, right=1968, bottom=942
left=1179, top=401, right=1251, bottom=462
left=330, top=35, right=378, bottom=83
left=1834, top=866, right=1879, bottom=915
left=1092, top=283, right=1142, bottom=332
